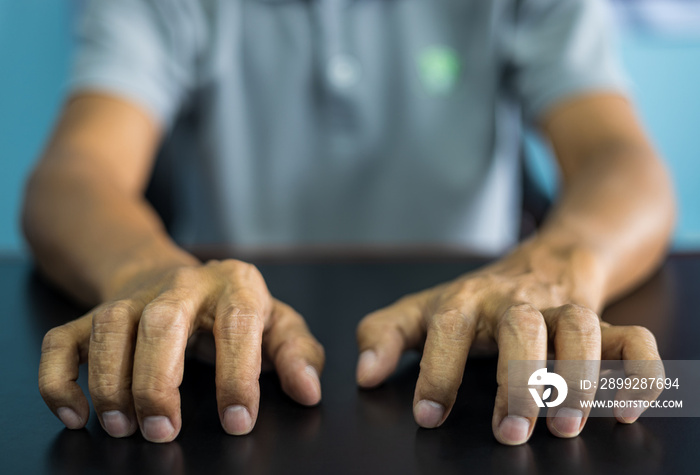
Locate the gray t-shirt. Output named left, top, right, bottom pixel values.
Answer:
left=70, top=0, right=626, bottom=255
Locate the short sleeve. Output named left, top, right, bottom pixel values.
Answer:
left=69, top=0, right=204, bottom=128
left=503, top=0, right=629, bottom=121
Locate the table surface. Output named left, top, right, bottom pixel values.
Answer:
left=1, top=254, right=699, bottom=475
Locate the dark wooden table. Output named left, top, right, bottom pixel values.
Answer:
left=1, top=254, right=699, bottom=474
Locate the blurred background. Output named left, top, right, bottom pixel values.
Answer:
left=1, top=0, right=699, bottom=256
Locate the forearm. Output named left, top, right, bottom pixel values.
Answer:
left=526, top=144, right=675, bottom=308
left=23, top=156, right=198, bottom=306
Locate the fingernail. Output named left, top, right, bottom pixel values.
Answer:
left=620, top=406, right=643, bottom=423
left=498, top=416, right=531, bottom=445
left=414, top=400, right=445, bottom=428
left=57, top=407, right=83, bottom=429
left=357, top=350, right=378, bottom=385
left=304, top=365, right=322, bottom=401
left=552, top=408, right=583, bottom=436
left=142, top=416, right=176, bottom=442
left=223, top=405, right=253, bottom=435
left=102, top=411, right=131, bottom=438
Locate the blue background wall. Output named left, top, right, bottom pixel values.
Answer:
left=0, top=0, right=72, bottom=255
left=1, top=1, right=699, bottom=254
left=620, top=35, right=700, bottom=250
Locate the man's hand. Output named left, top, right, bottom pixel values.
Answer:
left=355, top=241, right=662, bottom=445
left=355, top=94, right=673, bottom=445
left=25, top=94, right=324, bottom=442
left=39, top=259, right=325, bottom=442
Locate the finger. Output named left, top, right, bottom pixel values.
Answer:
left=492, top=304, right=548, bottom=446
left=601, top=324, right=664, bottom=423
left=264, top=300, right=325, bottom=406
left=413, top=298, right=477, bottom=429
left=39, top=315, right=92, bottom=429
left=542, top=304, right=602, bottom=438
left=213, top=265, right=271, bottom=436
left=88, top=299, right=143, bottom=438
left=132, top=273, right=207, bottom=443
left=356, top=295, right=426, bottom=388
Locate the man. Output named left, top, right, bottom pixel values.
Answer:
left=23, top=0, right=674, bottom=445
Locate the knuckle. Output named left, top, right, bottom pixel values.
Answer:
left=217, top=355, right=261, bottom=385
left=132, top=373, right=177, bottom=405
left=626, top=325, right=660, bottom=356
left=356, top=312, right=407, bottom=347
left=229, top=287, right=265, bottom=307
left=509, top=286, right=531, bottom=304
left=499, top=304, right=546, bottom=341
left=38, top=377, right=65, bottom=400
left=218, top=258, right=245, bottom=270
left=216, top=310, right=263, bottom=337
left=356, top=314, right=383, bottom=337
left=627, top=325, right=656, bottom=343
left=151, top=297, right=192, bottom=319
left=41, top=326, right=73, bottom=354
left=131, top=386, right=171, bottom=407
left=506, top=302, right=538, bottom=316
left=430, top=310, right=472, bottom=340
left=297, top=335, right=325, bottom=359
left=451, top=278, right=479, bottom=297
left=239, top=261, right=262, bottom=279
left=141, top=299, right=191, bottom=335
left=220, top=376, right=258, bottom=398
left=222, top=259, right=263, bottom=280
left=89, top=380, right=123, bottom=401
left=169, top=266, right=200, bottom=288
left=556, top=304, right=600, bottom=334
left=95, top=300, right=137, bottom=323
left=418, top=366, right=459, bottom=398
left=92, top=301, right=137, bottom=338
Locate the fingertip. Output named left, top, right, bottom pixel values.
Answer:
left=356, top=350, right=379, bottom=388
left=57, top=407, right=86, bottom=430
left=615, top=406, right=642, bottom=424
left=302, top=365, right=322, bottom=406
left=495, top=416, right=532, bottom=446
left=102, top=411, right=137, bottom=438
left=222, top=405, right=254, bottom=436
left=549, top=408, right=583, bottom=438
left=414, top=400, right=446, bottom=428
left=141, top=416, right=178, bottom=443
left=357, top=349, right=398, bottom=389
left=280, top=362, right=322, bottom=406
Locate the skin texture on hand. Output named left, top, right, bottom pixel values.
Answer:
left=355, top=242, right=662, bottom=444
left=356, top=93, right=675, bottom=445
left=24, top=94, right=325, bottom=442
left=25, top=92, right=673, bottom=445
left=38, top=259, right=325, bottom=442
